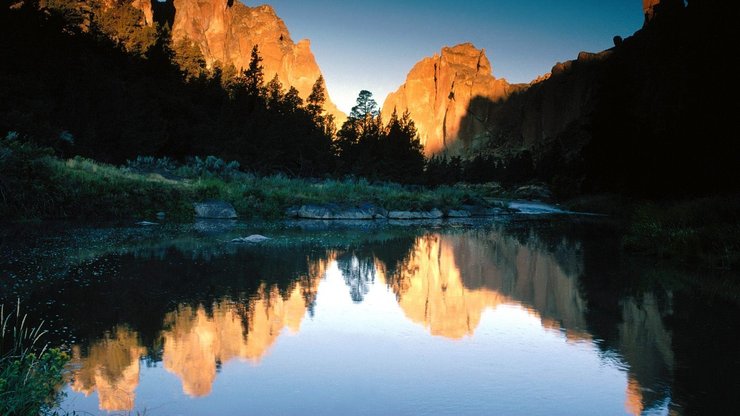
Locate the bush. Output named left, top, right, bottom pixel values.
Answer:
left=125, top=155, right=177, bottom=174
left=1, top=301, right=70, bottom=416
left=177, top=156, right=242, bottom=181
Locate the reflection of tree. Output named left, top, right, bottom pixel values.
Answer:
left=336, top=253, right=376, bottom=303
left=334, top=237, right=419, bottom=303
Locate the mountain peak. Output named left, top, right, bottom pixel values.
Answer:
left=382, top=43, right=514, bottom=156
left=132, top=0, right=345, bottom=122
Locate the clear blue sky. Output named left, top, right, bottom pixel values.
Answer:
left=251, top=1, right=643, bottom=113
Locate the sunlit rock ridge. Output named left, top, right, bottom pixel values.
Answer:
left=133, top=0, right=345, bottom=123
left=382, top=43, right=523, bottom=156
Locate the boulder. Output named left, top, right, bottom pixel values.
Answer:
left=446, top=209, right=471, bottom=218
left=387, top=209, right=444, bottom=220
left=284, top=206, right=300, bottom=218
left=296, top=204, right=384, bottom=220
left=194, top=201, right=238, bottom=219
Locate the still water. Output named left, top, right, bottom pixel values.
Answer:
left=1, top=216, right=737, bottom=415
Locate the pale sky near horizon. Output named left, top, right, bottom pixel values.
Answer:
left=250, top=1, right=643, bottom=113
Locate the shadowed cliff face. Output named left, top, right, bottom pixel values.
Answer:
left=382, top=43, right=522, bottom=156
left=451, top=49, right=608, bottom=159
left=449, top=0, right=739, bottom=196
left=138, top=0, right=345, bottom=123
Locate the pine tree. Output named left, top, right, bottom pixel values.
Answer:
left=244, top=44, right=264, bottom=96
left=306, top=76, right=326, bottom=120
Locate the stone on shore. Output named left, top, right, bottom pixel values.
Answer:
left=446, top=209, right=471, bottom=218
left=296, top=204, right=386, bottom=220
left=194, top=200, right=238, bottom=219
left=387, top=209, right=444, bottom=220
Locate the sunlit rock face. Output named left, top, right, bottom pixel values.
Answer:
left=133, top=0, right=344, bottom=123
left=643, top=0, right=662, bottom=21
left=70, top=327, right=146, bottom=412
left=382, top=43, right=521, bottom=156
left=161, top=279, right=319, bottom=397
left=642, top=0, right=685, bottom=24
left=131, top=0, right=153, bottom=25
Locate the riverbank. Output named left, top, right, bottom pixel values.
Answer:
left=3, top=137, right=738, bottom=270
left=0, top=139, right=499, bottom=221
left=563, top=193, right=740, bottom=270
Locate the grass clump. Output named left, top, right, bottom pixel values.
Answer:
left=622, top=196, right=740, bottom=269
left=1, top=301, right=69, bottom=416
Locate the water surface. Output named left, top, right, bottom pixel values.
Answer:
left=1, top=218, right=737, bottom=415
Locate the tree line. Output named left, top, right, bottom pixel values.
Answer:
left=0, top=1, right=433, bottom=183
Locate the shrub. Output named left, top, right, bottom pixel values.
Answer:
left=1, top=301, right=69, bottom=416
left=125, top=155, right=177, bottom=175
left=178, top=156, right=242, bottom=180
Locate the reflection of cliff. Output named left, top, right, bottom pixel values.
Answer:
left=65, top=228, right=677, bottom=413
left=69, top=269, right=324, bottom=408
left=383, top=232, right=589, bottom=340
left=381, top=231, right=674, bottom=413
left=162, top=278, right=321, bottom=396
left=70, top=327, right=146, bottom=412
left=619, top=294, right=674, bottom=414
left=381, top=235, right=507, bottom=338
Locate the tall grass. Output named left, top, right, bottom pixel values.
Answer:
left=1, top=301, right=69, bottom=416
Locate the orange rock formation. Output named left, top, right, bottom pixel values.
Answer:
left=382, top=43, right=521, bottom=156
left=132, top=0, right=344, bottom=123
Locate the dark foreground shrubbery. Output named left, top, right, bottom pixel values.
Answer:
left=1, top=301, right=69, bottom=415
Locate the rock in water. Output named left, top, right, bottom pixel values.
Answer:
left=194, top=201, right=238, bottom=219
left=231, top=235, right=271, bottom=244
left=136, top=221, right=158, bottom=226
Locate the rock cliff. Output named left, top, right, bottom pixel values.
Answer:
left=382, top=43, right=522, bottom=156
left=136, top=0, right=344, bottom=122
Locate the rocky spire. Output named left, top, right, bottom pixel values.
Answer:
left=382, top=43, right=517, bottom=156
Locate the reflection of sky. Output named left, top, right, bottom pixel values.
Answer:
left=63, top=262, right=638, bottom=415
left=260, top=0, right=643, bottom=112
